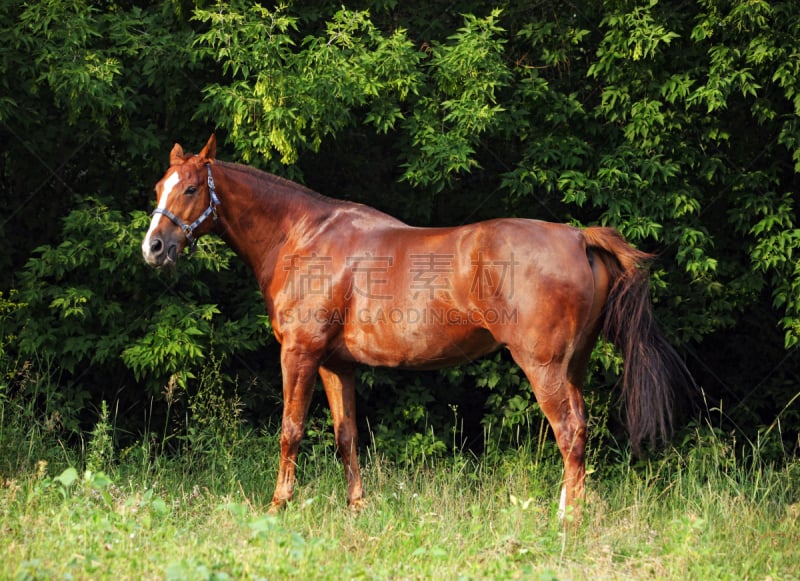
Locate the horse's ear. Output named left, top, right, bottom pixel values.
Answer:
left=198, top=134, right=217, bottom=162
left=170, top=143, right=185, bottom=166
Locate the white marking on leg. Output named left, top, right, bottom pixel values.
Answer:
left=558, top=485, right=567, bottom=520
left=142, top=170, right=180, bottom=261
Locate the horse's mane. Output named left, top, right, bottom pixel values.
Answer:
left=214, top=159, right=406, bottom=226
left=216, top=160, right=341, bottom=206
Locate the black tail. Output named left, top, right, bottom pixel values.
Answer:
left=583, top=227, right=693, bottom=454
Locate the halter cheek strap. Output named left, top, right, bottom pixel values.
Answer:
left=151, top=163, right=220, bottom=253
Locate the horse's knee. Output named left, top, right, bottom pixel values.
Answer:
left=280, top=418, right=305, bottom=449
left=336, top=426, right=358, bottom=457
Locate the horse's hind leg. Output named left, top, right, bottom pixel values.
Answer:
left=319, top=364, right=364, bottom=510
left=512, top=351, right=587, bottom=522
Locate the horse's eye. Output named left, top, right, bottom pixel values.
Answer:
left=185, top=185, right=198, bottom=195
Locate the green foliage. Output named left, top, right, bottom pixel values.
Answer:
left=0, top=358, right=80, bottom=473
left=0, top=291, right=24, bottom=368
left=0, top=0, right=205, bottom=283
left=4, top=197, right=272, bottom=447
left=194, top=4, right=423, bottom=166
left=85, top=401, right=114, bottom=474
left=1, top=0, right=799, bottom=466
left=179, top=350, right=247, bottom=488
left=358, top=370, right=450, bottom=463
left=9, top=1, right=124, bottom=123
left=401, top=9, right=510, bottom=192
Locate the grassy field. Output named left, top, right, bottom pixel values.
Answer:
left=2, top=421, right=798, bottom=581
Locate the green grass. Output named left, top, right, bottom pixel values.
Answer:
left=2, top=427, right=798, bottom=580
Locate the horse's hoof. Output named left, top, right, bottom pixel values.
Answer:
left=348, top=498, right=367, bottom=513
left=268, top=500, right=287, bottom=515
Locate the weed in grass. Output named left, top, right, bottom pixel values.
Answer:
left=86, top=400, right=114, bottom=473
left=0, top=357, right=80, bottom=475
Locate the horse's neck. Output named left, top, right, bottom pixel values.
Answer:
left=215, top=167, right=329, bottom=285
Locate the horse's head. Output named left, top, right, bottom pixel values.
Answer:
left=142, top=135, right=220, bottom=268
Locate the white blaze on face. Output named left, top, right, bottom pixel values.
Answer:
left=142, top=170, right=181, bottom=261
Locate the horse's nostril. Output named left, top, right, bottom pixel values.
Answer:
left=150, top=238, right=163, bottom=255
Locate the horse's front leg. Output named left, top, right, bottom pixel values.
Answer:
left=319, top=364, right=364, bottom=510
left=269, top=346, right=319, bottom=512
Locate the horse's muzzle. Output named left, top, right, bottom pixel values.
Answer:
left=142, top=234, right=180, bottom=268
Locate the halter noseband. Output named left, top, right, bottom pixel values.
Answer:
left=151, top=163, right=220, bottom=252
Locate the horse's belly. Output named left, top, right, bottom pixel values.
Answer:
left=338, top=319, right=500, bottom=369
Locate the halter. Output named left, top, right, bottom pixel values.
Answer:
left=151, top=163, right=220, bottom=252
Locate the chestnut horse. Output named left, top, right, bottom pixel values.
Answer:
left=142, top=135, right=691, bottom=518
